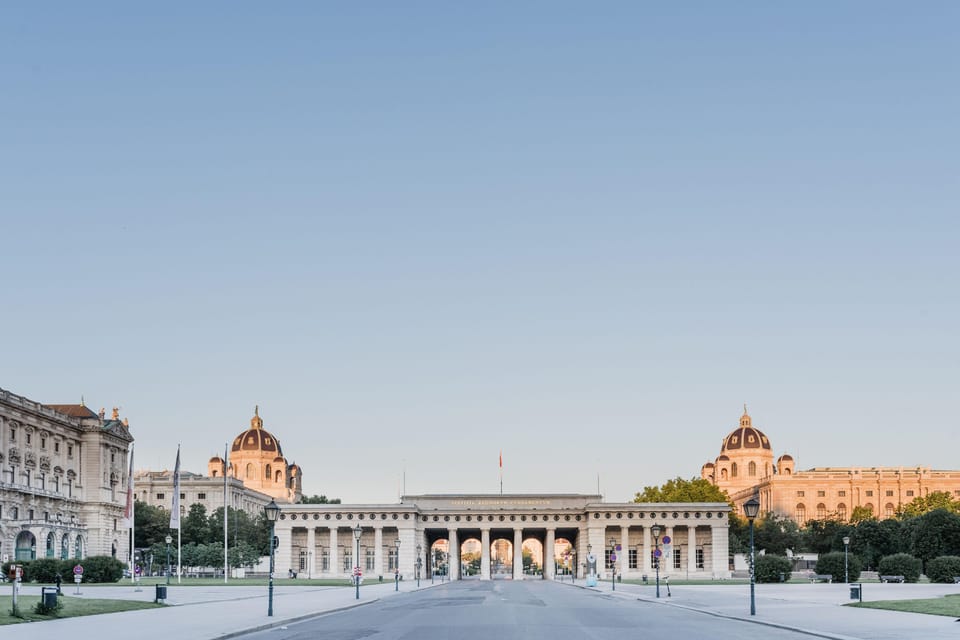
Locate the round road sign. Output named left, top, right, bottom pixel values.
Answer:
left=653, top=549, right=662, bottom=558
left=662, top=536, right=671, bottom=545
left=73, top=564, right=84, bottom=575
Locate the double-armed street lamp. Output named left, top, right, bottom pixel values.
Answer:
left=743, top=495, right=761, bottom=617
left=394, top=538, right=401, bottom=591
left=353, top=524, right=362, bottom=600
left=165, top=535, right=172, bottom=586
left=843, top=535, right=851, bottom=583
left=651, top=524, right=662, bottom=598
left=264, top=499, right=281, bottom=617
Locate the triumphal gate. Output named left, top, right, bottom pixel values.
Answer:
left=272, top=494, right=731, bottom=581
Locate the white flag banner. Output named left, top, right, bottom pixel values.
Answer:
left=169, top=446, right=181, bottom=530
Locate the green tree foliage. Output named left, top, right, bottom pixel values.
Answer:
left=924, top=556, right=960, bottom=583
left=877, top=553, right=922, bottom=582
left=755, top=555, right=793, bottom=583
left=634, top=477, right=730, bottom=503
left=815, top=551, right=862, bottom=582
left=754, top=513, right=801, bottom=556
left=907, top=508, right=960, bottom=570
left=897, top=491, right=960, bottom=518
left=133, top=501, right=172, bottom=548
left=849, top=505, right=875, bottom=523
left=801, top=519, right=849, bottom=555
left=182, top=503, right=211, bottom=545
left=849, top=518, right=902, bottom=570
left=299, top=494, right=342, bottom=504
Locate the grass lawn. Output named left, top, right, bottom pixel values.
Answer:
left=86, top=577, right=362, bottom=587
left=0, top=595, right=162, bottom=625
left=848, top=594, right=960, bottom=617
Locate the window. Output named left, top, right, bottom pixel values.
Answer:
left=180, top=493, right=185, bottom=500
left=817, top=490, right=825, bottom=497
left=816, top=503, right=827, bottom=519
left=837, top=503, right=847, bottom=520
left=110, top=452, right=115, bottom=464
left=26, top=433, right=31, bottom=444
left=906, top=490, right=914, bottom=497
left=748, top=461, right=757, bottom=477
left=673, top=548, right=682, bottom=570
left=696, top=548, right=704, bottom=569
left=366, top=549, right=376, bottom=571
left=9, top=428, right=15, bottom=441
left=11, top=507, right=18, bottom=519
left=265, top=464, right=272, bottom=480
left=343, top=551, right=353, bottom=572
left=838, top=490, right=846, bottom=497
left=731, top=463, right=738, bottom=478
left=157, top=493, right=165, bottom=500
left=197, top=493, right=206, bottom=500
left=41, top=437, right=46, bottom=449
left=605, top=549, right=615, bottom=569
left=321, top=550, right=329, bottom=571
left=796, top=491, right=805, bottom=497
left=866, top=490, right=873, bottom=497
left=28, top=509, right=35, bottom=520
left=68, top=445, right=73, bottom=457
left=795, top=504, right=806, bottom=522
left=55, top=442, right=60, bottom=453
left=885, top=490, right=894, bottom=497
left=628, top=549, right=638, bottom=569
left=885, top=503, right=895, bottom=518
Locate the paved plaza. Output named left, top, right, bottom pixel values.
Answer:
left=10, top=579, right=960, bottom=639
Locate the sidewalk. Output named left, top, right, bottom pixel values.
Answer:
left=585, top=580, right=960, bottom=640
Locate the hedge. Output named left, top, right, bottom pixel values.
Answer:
left=815, top=551, right=862, bottom=583
left=877, top=553, right=922, bottom=582
left=925, top=556, right=960, bottom=583
left=755, top=555, right=793, bottom=583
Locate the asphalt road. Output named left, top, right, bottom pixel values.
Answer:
left=239, top=580, right=815, bottom=640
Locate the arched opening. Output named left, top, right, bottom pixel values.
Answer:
left=748, top=461, right=757, bottom=477
left=46, top=532, right=56, bottom=558
left=74, top=535, right=84, bottom=559
left=885, top=503, right=895, bottom=518
left=429, top=539, right=449, bottom=578
left=795, top=503, right=806, bottom=524
left=816, top=503, right=827, bottom=519
left=245, top=463, right=254, bottom=479
left=720, top=468, right=728, bottom=481
left=837, top=503, right=847, bottom=521
left=555, top=537, right=576, bottom=577
left=522, top=538, right=543, bottom=577
left=15, top=531, right=36, bottom=561
left=275, top=470, right=283, bottom=483
left=491, top=537, right=513, bottom=578
left=731, top=462, right=738, bottom=478
left=61, top=534, right=70, bottom=560
left=265, top=464, right=272, bottom=480
left=459, top=538, right=481, bottom=577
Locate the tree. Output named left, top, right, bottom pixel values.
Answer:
left=634, top=477, right=730, bottom=503
left=133, top=501, right=172, bottom=548
left=801, top=519, right=849, bottom=555
left=851, top=517, right=902, bottom=570
left=182, top=503, right=211, bottom=545
left=754, top=513, right=801, bottom=556
left=299, top=494, right=342, bottom=504
left=908, top=508, right=960, bottom=570
left=849, top=505, right=875, bottom=523
left=897, top=491, right=960, bottom=519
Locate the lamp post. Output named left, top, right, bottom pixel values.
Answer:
left=165, top=535, right=172, bottom=586
left=431, top=547, right=435, bottom=584
left=609, top=538, right=617, bottom=591
left=651, top=524, right=662, bottom=598
left=394, top=538, right=401, bottom=591
left=571, top=549, right=576, bottom=583
left=843, top=535, right=851, bottom=584
left=263, top=499, right=281, bottom=617
left=744, top=495, right=761, bottom=617
left=353, top=524, right=362, bottom=600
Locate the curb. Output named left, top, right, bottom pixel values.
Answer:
left=214, top=598, right=379, bottom=640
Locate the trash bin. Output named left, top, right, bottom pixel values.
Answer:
left=155, top=584, right=167, bottom=602
left=849, top=584, right=861, bottom=601
left=41, top=587, right=58, bottom=609
left=642, top=574, right=648, bottom=584
left=617, top=574, right=622, bottom=583
left=779, top=572, right=786, bottom=583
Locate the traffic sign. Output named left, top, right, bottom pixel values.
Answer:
left=662, top=536, right=671, bottom=545
left=615, top=544, right=622, bottom=551
left=653, top=549, right=662, bottom=557
left=610, top=554, right=617, bottom=561
left=73, top=564, right=84, bottom=575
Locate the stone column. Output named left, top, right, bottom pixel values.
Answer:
left=306, top=527, right=316, bottom=578
left=374, top=526, right=383, bottom=578
left=329, top=527, right=339, bottom=577
left=620, top=526, right=629, bottom=577
left=481, top=528, right=491, bottom=580
left=513, top=529, right=524, bottom=580
left=642, top=525, right=651, bottom=575
left=687, top=526, right=697, bottom=576
left=666, top=526, right=675, bottom=574
left=448, top=528, right=459, bottom=581
left=545, top=528, right=555, bottom=580
left=588, top=526, right=606, bottom=578
left=711, top=518, right=730, bottom=578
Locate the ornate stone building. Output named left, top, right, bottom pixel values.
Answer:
left=0, top=387, right=133, bottom=563
left=271, top=494, right=731, bottom=581
left=134, top=407, right=302, bottom=519
left=702, top=408, right=960, bottom=523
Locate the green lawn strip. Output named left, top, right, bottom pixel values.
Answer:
left=80, top=577, right=359, bottom=587
left=847, top=594, right=960, bottom=617
left=0, top=595, right=162, bottom=625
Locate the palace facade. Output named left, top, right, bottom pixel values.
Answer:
left=271, top=494, right=731, bottom=581
left=702, top=408, right=960, bottom=522
left=0, top=387, right=133, bottom=562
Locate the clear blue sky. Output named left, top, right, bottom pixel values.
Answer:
left=2, top=2, right=957, bottom=503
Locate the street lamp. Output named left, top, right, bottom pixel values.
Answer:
left=416, top=543, right=422, bottom=587
left=843, top=535, right=851, bottom=584
left=570, top=549, right=576, bottom=583
left=263, top=499, right=281, bottom=617
left=353, top=524, right=362, bottom=600
left=743, top=495, right=761, bottom=617
left=394, top=538, right=401, bottom=591
left=610, top=538, right=618, bottom=590
left=651, top=524, right=662, bottom=598
left=165, top=535, right=172, bottom=586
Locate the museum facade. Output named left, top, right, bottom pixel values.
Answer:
left=271, top=493, right=731, bottom=581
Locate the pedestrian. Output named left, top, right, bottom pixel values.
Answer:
left=55, top=573, right=62, bottom=595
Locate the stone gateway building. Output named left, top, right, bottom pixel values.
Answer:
left=271, top=494, right=731, bottom=581
left=702, top=408, right=960, bottom=522
left=0, top=388, right=133, bottom=563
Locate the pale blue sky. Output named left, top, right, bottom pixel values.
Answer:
left=2, top=3, right=957, bottom=503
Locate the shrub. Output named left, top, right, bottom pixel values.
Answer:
left=877, top=553, right=922, bottom=582
left=925, top=556, right=960, bottom=583
left=78, top=556, right=125, bottom=583
left=25, top=558, right=65, bottom=583
left=33, top=596, right=63, bottom=616
left=815, top=551, right=862, bottom=582
left=755, top=554, right=793, bottom=583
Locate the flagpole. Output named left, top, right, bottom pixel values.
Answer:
left=128, top=444, right=135, bottom=585
left=499, top=450, right=503, bottom=496
left=223, top=442, right=229, bottom=584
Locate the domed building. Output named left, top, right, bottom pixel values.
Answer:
left=702, top=407, right=960, bottom=523
left=209, top=407, right=302, bottom=503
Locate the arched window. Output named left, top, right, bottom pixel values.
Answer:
left=720, top=468, right=728, bottom=481
left=783, top=467, right=792, bottom=476
left=863, top=503, right=874, bottom=516
left=748, top=461, right=757, bottom=477
left=265, top=464, right=272, bottom=480
left=46, top=532, right=56, bottom=558
left=275, top=470, right=283, bottom=483
left=246, top=463, right=255, bottom=479
left=61, top=534, right=70, bottom=560
left=795, top=503, right=806, bottom=523
left=816, top=503, right=827, bottom=519
left=212, top=469, right=218, bottom=478
left=731, top=463, right=738, bottom=478
left=74, top=535, right=84, bottom=559
left=837, top=503, right=847, bottom=521
left=885, top=503, right=895, bottom=518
